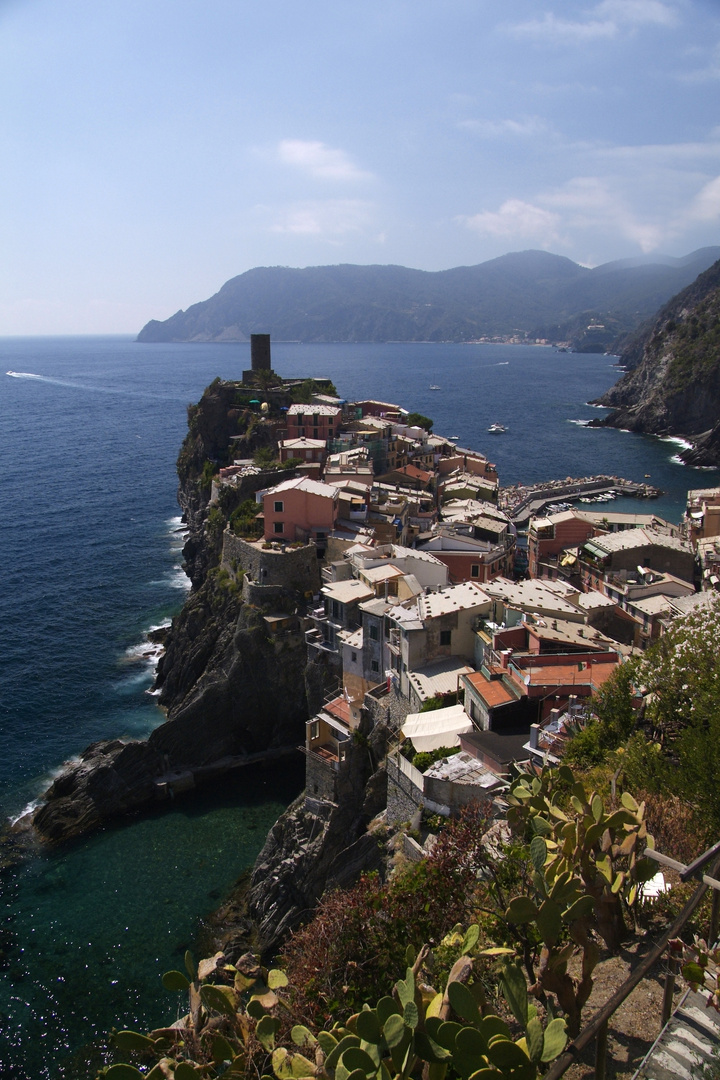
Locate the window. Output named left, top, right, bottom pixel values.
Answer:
left=369, top=624, right=378, bottom=640
left=274, top=522, right=284, bottom=534
left=274, top=500, right=284, bottom=513
left=351, top=651, right=357, bottom=662
left=471, top=564, right=480, bottom=578
left=371, top=660, right=380, bottom=673
left=440, top=629, right=452, bottom=646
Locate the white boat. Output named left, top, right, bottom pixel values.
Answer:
left=429, top=385, right=441, bottom=390
left=487, top=422, right=506, bottom=433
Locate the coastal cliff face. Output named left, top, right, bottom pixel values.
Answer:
left=29, top=375, right=396, bottom=960
left=30, top=381, right=309, bottom=841
left=593, top=259, right=720, bottom=465
left=178, top=378, right=281, bottom=586
left=246, top=720, right=392, bottom=955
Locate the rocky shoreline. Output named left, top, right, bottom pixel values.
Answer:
left=9, top=377, right=396, bottom=959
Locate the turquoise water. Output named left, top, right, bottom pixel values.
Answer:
left=1, top=337, right=716, bottom=1076
left=2, top=767, right=301, bottom=1076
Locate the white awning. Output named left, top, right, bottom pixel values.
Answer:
left=401, top=703, right=473, bottom=753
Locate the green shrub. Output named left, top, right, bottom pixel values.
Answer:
left=412, top=745, right=461, bottom=773
left=200, top=458, right=217, bottom=491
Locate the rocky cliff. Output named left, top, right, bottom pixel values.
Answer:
left=592, top=259, right=720, bottom=466
left=28, top=377, right=393, bottom=962
left=29, top=380, right=313, bottom=841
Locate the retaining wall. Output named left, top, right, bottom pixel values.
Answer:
left=222, top=532, right=321, bottom=595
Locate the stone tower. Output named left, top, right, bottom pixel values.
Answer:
left=251, top=334, right=271, bottom=373
left=243, top=334, right=272, bottom=384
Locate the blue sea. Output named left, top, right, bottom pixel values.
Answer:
left=1, top=337, right=716, bottom=1077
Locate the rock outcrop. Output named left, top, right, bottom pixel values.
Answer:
left=28, top=380, right=313, bottom=843
left=247, top=718, right=392, bottom=955
left=591, top=259, right=720, bottom=465
left=27, top=372, right=399, bottom=961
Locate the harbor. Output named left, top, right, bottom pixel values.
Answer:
left=501, top=475, right=662, bottom=527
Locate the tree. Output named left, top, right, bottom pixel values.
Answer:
left=406, top=412, right=433, bottom=432
left=563, top=658, right=640, bottom=769
left=634, top=596, right=720, bottom=837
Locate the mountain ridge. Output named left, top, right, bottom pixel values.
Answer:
left=137, top=248, right=720, bottom=349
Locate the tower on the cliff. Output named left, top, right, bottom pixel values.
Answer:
left=251, top=334, right=271, bottom=373
left=243, top=333, right=273, bottom=384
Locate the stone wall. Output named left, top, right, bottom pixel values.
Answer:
left=241, top=577, right=287, bottom=608
left=364, top=682, right=411, bottom=732
left=305, top=753, right=339, bottom=803
left=386, top=754, right=424, bottom=825
left=212, top=466, right=300, bottom=509
left=222, top=532, right=321, bottom=595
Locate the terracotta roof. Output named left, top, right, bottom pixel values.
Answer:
left=464, top=671, right=516, bottom=707
left=398, top=464, right=433, bottom=481
left=324, top=695, right=352, bottom=725
left=520, top=660, right=617, bottom=690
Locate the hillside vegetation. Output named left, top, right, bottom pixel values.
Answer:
left=136, top=249, right=720, bottom=348
left=593, top=258, right=720, bottom=465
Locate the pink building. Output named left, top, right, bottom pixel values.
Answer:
left=286, top=404, right=341, bottom=444
left=262, top=476, right=339, bottom=545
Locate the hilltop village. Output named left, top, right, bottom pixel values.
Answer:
left=177, top=337, right=718, bottom=865
left=25, top=334, right=720, bottom=943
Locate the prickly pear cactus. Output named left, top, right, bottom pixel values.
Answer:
left=98, top=933, right=568, bottom=1080
left=503, top=763, right=658, bottom=1034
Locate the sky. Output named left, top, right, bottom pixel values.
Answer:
left=1, top=0, right=720, bottom=334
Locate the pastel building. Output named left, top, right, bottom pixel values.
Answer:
left=286, top=404, right=342, bottom=444
left=262, top=476, right=338, bottom=545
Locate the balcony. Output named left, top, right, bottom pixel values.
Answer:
left=306, top=743, right=340, bottom=768
left=309, top=604, right=329, bottom=627
left=305, top=628, right=338, bottom=654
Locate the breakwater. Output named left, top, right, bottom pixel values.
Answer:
left=500, top=475, right=662, bottom=526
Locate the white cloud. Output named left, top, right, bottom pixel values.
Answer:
left=275, top=140, right=373, bottom=182
left=509, top=0, right=678, bottom=41
left=678, top=41, right=720, bottom=83
left=594, top=140, right=720, bottom=164
left=457, top=116, right=550, bottom=138
left=684, top=175, right=720, bottom=223
left=594, top=0, right=678, bottom=27
left=540, top=176, right=664, bottom=251
left=511, top=13, right=616, bottom=42
left=266, top=199, right=375, bottom=239
left=461, top=200, right=562, bottom=245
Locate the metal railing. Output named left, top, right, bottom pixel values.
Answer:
left=541, top=840, right=720, bottom=1080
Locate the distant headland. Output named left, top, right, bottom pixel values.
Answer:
left=136, top=248, right=720, bottom=352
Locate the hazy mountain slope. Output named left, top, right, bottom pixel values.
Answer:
left=593, top=259, right=720, bottom=465
left=137, top=248, right=720, bottom=345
